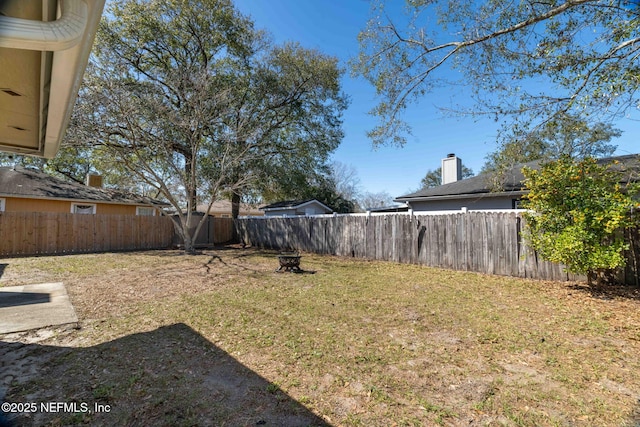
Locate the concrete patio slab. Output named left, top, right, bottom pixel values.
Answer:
left=0, top=283, right=78, bottom=334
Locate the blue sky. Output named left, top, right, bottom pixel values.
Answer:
left=234, top=0, right=639, bottom=197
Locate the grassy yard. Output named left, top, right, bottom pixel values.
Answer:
left=1, top=247, right=640, bottom=426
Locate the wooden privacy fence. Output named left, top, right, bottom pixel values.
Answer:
left=236, top=212, right=640, bottom=284
left=212, top=217, right=234, bottom=244
left=0, top=212, right=174, bottom=256
left=172, top=214, right=235, bottom=247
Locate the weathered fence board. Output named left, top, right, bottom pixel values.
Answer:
left=171, top=214, right=235, bottom=248
left=236, top=212, right=640, bottom=285
left=0, top=212, right=174, bottom=256
left=212, top=217, right=234, bottom=244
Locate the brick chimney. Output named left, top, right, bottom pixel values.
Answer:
left=441, top=153, right=462, bottom=185
left=85, top=174, right=103, bottom=188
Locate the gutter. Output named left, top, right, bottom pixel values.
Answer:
left=0, top=0, right=105, bottom=158
left=0, top=0, right=89, bottom=51
left=43, top=0, right=105, bottom=158
left=395, top=190, right=527, bottom=204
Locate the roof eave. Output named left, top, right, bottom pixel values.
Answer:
left=0, top=0, right=106, bottom=158
left=0, top=193, right=159, bottom=207
left=395, top=190, right=528, bottom=203
left=43, top=0, right=105, bottom=159
left=261, top=199, right=333, bottom=212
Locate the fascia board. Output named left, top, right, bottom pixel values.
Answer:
left=43, top=0, right=105, bottom=158
left=295, top=200, right=332, bottom=212
left=395, top=190, right=528, bottom=203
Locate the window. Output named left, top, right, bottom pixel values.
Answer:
left=136, top=206, right=156, bottom=216
left=512, top=199, right=522, bottom=209
left=71, top=203, right=96, bottom=214
left=0, top=198, right=4, bottom=212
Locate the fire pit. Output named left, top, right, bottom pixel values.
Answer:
left=276, top=252, right=302, bottom=273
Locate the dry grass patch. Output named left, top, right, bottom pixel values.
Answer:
left=1, top=247, right=640, bottom=426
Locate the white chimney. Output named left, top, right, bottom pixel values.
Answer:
left=441, top=153, right=462, bottom=185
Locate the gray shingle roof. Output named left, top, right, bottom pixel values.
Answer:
left=396, top=154, right=640, bottom=201
left=0, top=167, right=164, bottom=205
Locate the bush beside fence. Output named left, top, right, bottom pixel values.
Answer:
left=235, top=212, right=640, bottom=284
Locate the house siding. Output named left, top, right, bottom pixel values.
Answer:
left=408, top=195, right=518, bottom=212
left=197, top=202, right=264, bottom=217
left=97, top=203, right=137, bottom=215
left=3, top=197, right=138, bottom=215
left=265, top=208, right=298, bottom=217
left=302, top=205, right=326, bottom=215
left=5, top=197, right=70, bottom=213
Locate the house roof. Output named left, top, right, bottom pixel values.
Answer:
left=396, top=154, right=640, bottom=202
left=396, top=163, right=530, bottom=202
left=0, top=167, right=164, bottom=206
left=260, top=199, right=332, bottom=212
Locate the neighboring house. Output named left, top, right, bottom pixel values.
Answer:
left=366, top=203, right=410, bottom=213
left=261, top=199, right=333, bottom=217
left=396, top=153, right=640, bottom=212
left=196, top=200, right=264, bottom=218
left=0, top=167, right=164, bottom=215
left=0, top=0, right=105, bottom=158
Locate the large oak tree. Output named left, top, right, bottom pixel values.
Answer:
left=66, top=0, right=347, bottom=253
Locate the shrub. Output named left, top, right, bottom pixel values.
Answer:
left=522, top=156, right=639, bottom=285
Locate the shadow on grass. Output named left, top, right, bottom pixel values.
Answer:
left=203, top=252, right=269, bottom=275
left=567, top=283, right=640, bottom=301
left=1, top=323, right=329, bottom=427
left=276, top=270, right=317, bottom=275
left=113, top=245, right=277, bottom=258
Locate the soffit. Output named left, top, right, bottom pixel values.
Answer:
left=0, top=0, right=105, bottom=158
left=0, top=1, right=52, bottom=154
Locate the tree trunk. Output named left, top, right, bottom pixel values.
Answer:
left=231, top=191, right=241, bottom=219
left=183, top=230, right=196, bottom=254
left=587, top=270, right=595, bottom=287
left=231, top=191, right=241, bottom=243
left=172, top=213, right=197, bottom=254
left=185, top=159, right=197, bottom=212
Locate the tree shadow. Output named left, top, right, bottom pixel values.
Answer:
left=0, top=264, right=6, bottom=280
left=566, top=283, right=640, bottom=301
left=202, top=246, right=322, bottom=275
left=1, top=323, right=330, bottom=426
left=275, top=269, right=317, bottom=275
left=216, top=245, right=281, bottom=258
left=203, top=252, right=267, bottom=275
